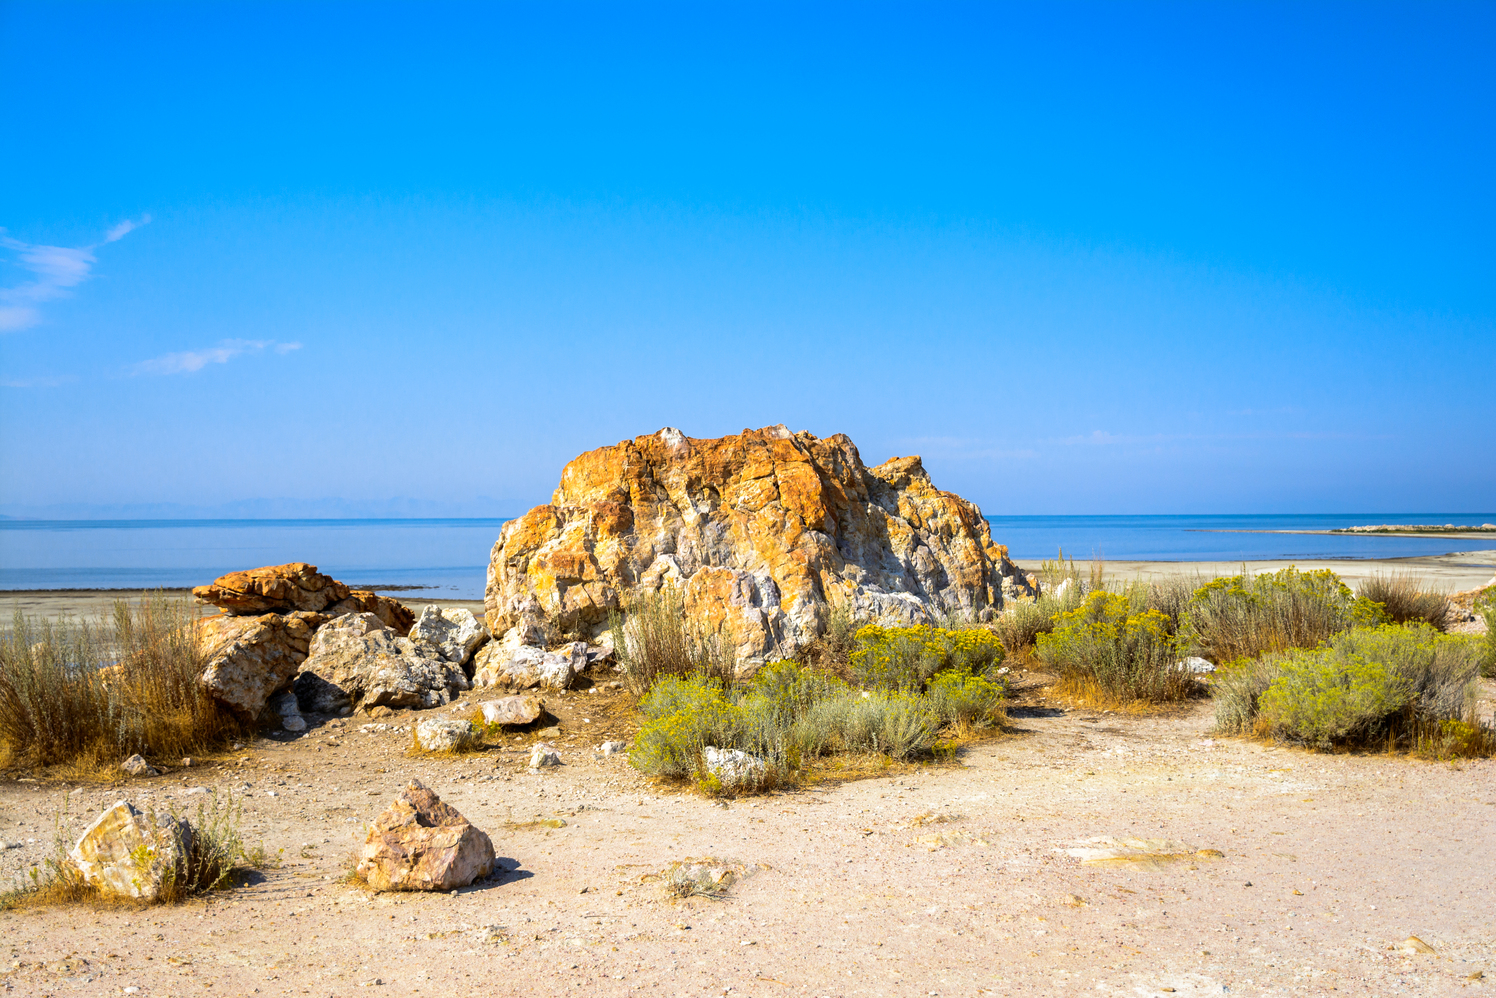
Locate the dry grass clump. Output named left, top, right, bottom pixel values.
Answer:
left=1035, top=591, right=1196, bottom=705
left=608, top=587, right=736, bottom=696
left=1356, top=573, right=1451, bottom=630
left=1213, top=623, right=1492, bottom=755
left=659, top=858, right=742, bottom=899
left=1184, top=568, right=1386, bottom=663
left=0, top=596, right=247, bottom=773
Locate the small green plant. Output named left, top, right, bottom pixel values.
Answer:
left=1477, top=590, right=1496, bottom=679
left=1184, top=567, right=1387, bottom=663
left=1036, top=592, right=1194, bottom=704
left=1357, top=573, right=1451, bottom=631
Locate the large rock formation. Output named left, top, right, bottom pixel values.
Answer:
left=193, top=563, right=350, bottom=614
left=191, top=564, right=418, bottom=720
left=484, top=425, right=1031, bottom=665
left=194, top=562, right=415, bottom=631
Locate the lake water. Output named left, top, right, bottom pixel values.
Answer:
left=1, top=514, right=1493, bottom=600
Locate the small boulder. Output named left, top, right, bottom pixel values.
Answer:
left=69, top=801, right=193, bottom=900
left=703, top=746, right=766, bottom=790
left=416, top=719, right=480, bottom=752
left=1177, top=656, right=1216, bottom=674
left=355, top=779, right=495, bottom=891
left=120, top=754, right=159, bottom=778
left=193, top=563, right=350, bottom=615
left=479, top=696, right=543, bottom=726
left=473, top=642, right=586, bottom=691
left=529, top=743, right=562, bottom=768
left=408, top=606, right=489, bottom=666
left=268, top=690, right=306, bottom=732
left=599, top=740, right=627, bottom=756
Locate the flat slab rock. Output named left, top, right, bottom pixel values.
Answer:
left=193, top=562, right=351, bottom=615
left=356, top=780, right=494, bottom=891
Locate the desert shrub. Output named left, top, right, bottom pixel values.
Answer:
left=849, top=625, right=1003, bottom=691
left=630, top=676, right=742, bottom=779
left=1184, top=568, right=1387, bottom=663
left=1476, top=591, right=1496, bottom=679
left=609, top=587, right=736, bottom=696
left=0, top=597, right=247, bottom=771
left=1035, top=592, right=1195, bottom=703
left=796, top=691, right=941, bottom=760
left=629, top=657, right=962, bottom=792
left=1039, top=548, right=1106, bottom=596
left=1211, top=656, right=1280, bottom=735
left=1240, top=624, right=1487, bottom=751
left=1357, top=573, right=1451, bottom=631
left=1131, top=576, right=1199, bottom=633
left=924, top=670, right=1007, bottom=728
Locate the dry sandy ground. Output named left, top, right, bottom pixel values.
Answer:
left=3, top=678, right=1494, bottom=998
left=1017, top=551, right=1496, bottom=592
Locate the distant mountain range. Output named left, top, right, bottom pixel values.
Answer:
left=0, top=497, right=521, bottom=520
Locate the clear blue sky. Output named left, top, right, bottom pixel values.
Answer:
left=1, top=1, right=1492, bottom=517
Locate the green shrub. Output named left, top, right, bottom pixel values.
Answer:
left=849, top=625, right=1002, bottom=691
left=628, top=655, right=970, bottom=792
left=1184, top=567, right=1386, bottom=663
left=1035, top=592, right=1195, bottom=703
left=1235, top=624, right=1487, bottom=750
left=924, top=670, right=1006, bottom=727
left=1477, top=591, right=1496, bottom=679
left=631, top=676, right=741, bottom=780
left=796, top=691, right=941, bottom=760
left=1357, top=573, right=1451, bottom=631
left=1211, top=656, right=1280, bottom=735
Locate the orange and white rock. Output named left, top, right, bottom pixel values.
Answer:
left=484, top=425, right=1030, bottom=667
left=356, top=780, right=495, bottom=891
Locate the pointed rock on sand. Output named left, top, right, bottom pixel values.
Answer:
left=356, top=780, right=495, bottom=891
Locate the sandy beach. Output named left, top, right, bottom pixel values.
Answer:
left=1018, top=549, right=1496, bottom=593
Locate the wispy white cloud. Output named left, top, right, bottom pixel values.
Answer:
left=0, top=374, right=77, bottom=388
left=0, top=217, right=151, bottom=332
left=131, top=339, right=302, bottom=376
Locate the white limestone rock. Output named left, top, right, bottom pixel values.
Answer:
left=416, top=719, right=480, bottom=752
left=472, top=642, right=586, bottom=691
left=408, top=606, right=489, bottom=666
left=69, top=801, right=193, bottom=900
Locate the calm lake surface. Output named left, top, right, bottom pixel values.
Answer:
left=1, top=514, right=1493, bottom=600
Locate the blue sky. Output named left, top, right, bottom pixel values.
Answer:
left=1, top=1, right=1492, bottom=516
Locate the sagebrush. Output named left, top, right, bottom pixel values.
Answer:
left=0, top=597, right=247, bottom=772
left=1215, top=623, right=1490, bottom=753
left=1035, top=591, right=1195, bottom=704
